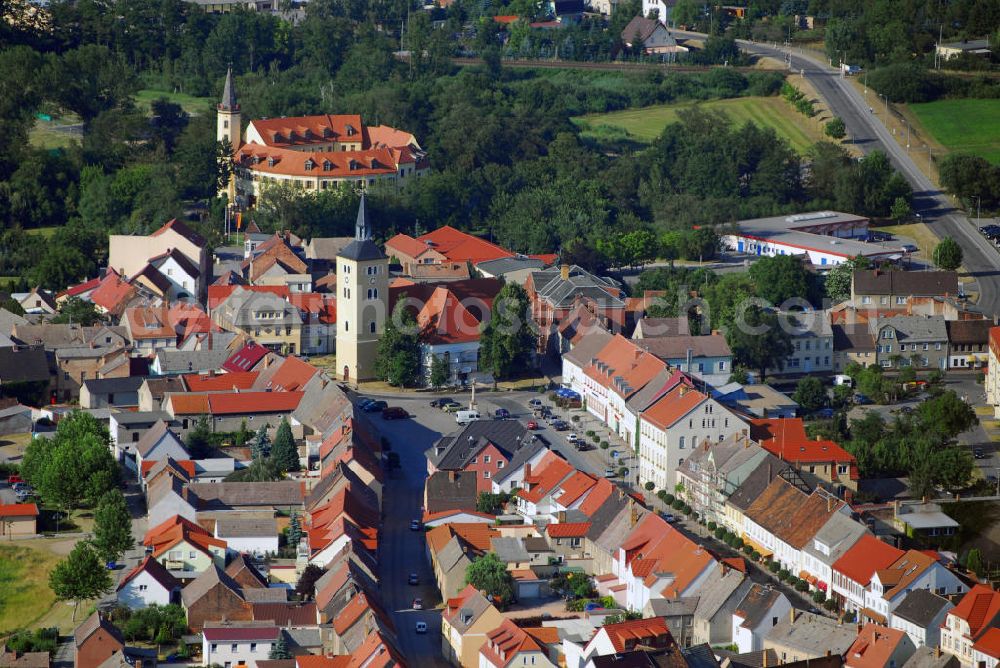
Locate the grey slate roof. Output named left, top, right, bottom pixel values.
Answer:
left=0, top=308, right=29, bottom=336
left=215, top=518, right=278, bottom=538
left=0, top=345, right=49, bottom=383
left=491, top=537, right=531, bottom=563
left=734, top=584, right=783, bottom=629
left=626, top=367, right=675, bottom=414
left=425, top=470, right=479, bottom=514
left=448, top=590, right=493, bottom=634
left=191, top=481, right=304, bottom=510
left=112, top=410, right=173, bottom=426
left=684, top=644, right=723, bottom=668
left=727, top=454, right=784, bottom=511
left=338, top=196, right=385, bottom=262
left=868, top=315, right=948, bottom=343
left=693, top=568, right=751, bottom=624
left=647, top=596, right=700, bottom=618
left=764, top=611, right=856, bottom=657
left=220, top=67, right=238, bottom=111
left=426, top=420, right=531, bottom=470
left=801, top=512, right=867, bottom=570
left=491, top=436, right=547, bottom=488
left=305, top=237, right=353, bottom=261
left=155, top=349, right=232, bottom=374
left=891, top=589, right=953, bottom=628
left=901, top=646, right=959, bottom=668
left=477, top=256, right=545, bottom=276
left=852, top=270, right=958, bottom=297
left=635, top=334, right=732, bottom=361
left=82, top=376, right=144, bottom=395
left=530, top=265, right=624, bottom=309
left=563, top=329, right=614, bottom=368
left=832, top=324, right=875, bottom=353
left=181, top=564, right=243, bottom=607
left=133, top=420, right=186, bottom=458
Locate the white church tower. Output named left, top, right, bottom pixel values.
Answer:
left=217, top=67, right=240, bottom=147
left=336, top=195, right=388, bottom=383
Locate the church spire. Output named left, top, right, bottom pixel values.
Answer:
left=220, top=66, right=239, bottom=112
left=355, top=193, right=371, bottom=241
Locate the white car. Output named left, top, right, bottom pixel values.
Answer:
left=567, top=433, right=579, bottom=443
left=415, top=621, right=428, bottom=634
left=528, top=398, right=543, bottom=408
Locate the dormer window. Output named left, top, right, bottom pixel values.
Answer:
left=273, top=132, right=283, bottom=143
left=348, top=159, right=358, bottom=171
left=267, top=157, right=276, bottom=167
left=251, top=155, right=260, bottom=165
left=322, top=160, right=332, bottom=171
left=322, top=127, right=332, bottom=138
left=370, top=158, right=380, bottom=169
left=346, top=124, right=356, bottom=136
left=303, top=128, right=313, bottom=139
left=304, top=159, right=315, bottom=171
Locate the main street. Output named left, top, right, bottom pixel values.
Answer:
left=673, top=31, right=1000, bottom=315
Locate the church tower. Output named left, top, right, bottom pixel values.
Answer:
left=336, top=195, right=388, bottom=383
left=217, top=67, right=240, bottom=147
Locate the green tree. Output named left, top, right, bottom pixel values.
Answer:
left=793, top=376, right=828, bottom=413
left=966, top=548, right=984, bottom=578
left=824, top=118, right=846, bottom=140
left=375, top=300, right=421, bottom=387
left=225, top=457, right=283, bottom=482
left=430, top=354, right=450, bottom=388
left=476, top=491, right=509, bottom=515
left=51, top=297, right=101, bottom=326
left=917, top=390, right=976, bottom=438
left=91, top=490, right=133, bottom=563
left=185, top=415, right=212, bottom=458
left=933, top=238, right=963, bottom=271
left=671, top=0, right=698, bottom=27
left=49, top=542, right=113, bottom=620
left=295, top=563, right=325, bottom=600
left=287, top=511, right=302, bottom=550
left=271, top=418, right=299, bottom=472
left=269, top=633, right=291, bottom=660
left=466, top=552, right=515, bottom=607
left=726, top=306, right=794, bottom=381
left=938, top=154, right=1000, bottom=208
left=747, top=255, right=812, bottom=307
left=252, top=424, right=271, bottom=460
left=479, top=282, right=535, bottom=380
left=825, top=256, right=871, bottom=303
left=890, top=197, right=912, bottom=223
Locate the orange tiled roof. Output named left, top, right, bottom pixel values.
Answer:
left=416, top=225, right=513, bottom=264
left=599, top=616, right=674, bottom=653
left=751, top=418, right=858, bottom=477
left=481, top=619, right=543, bottom=668
left=208, top=284, right=290, bottom=310
left=517, top=452, right=574, bottom=504
left=578, top=477, right=615, bottom=517
left=182, top=371, right=258, bottom=392
left=845, top=624, right=908, bottom=668
left=974, top=628, right=1000, bottom=659
left=141, top=459, right=196, bottom=479
left=125, top=305, right=176, bottom=339
left=169, top=391, right=304, bottom=416
left=267, top=355, right=318, bottom=392
left=832, top=534, right=904, bottom=587
left=877, top=550, right=937, bottom=600
left=386, top=233, right=435, bottom=259
left=0, top=503, right=39, bottom=517
left=89, top=270, right=136, bottom=313
left=553, top=471, right=597, bottom=508
left=546, top=522, right=591, bottom=538
left=641, top=385, right=706, bottom=431
left=426, top=522, right=499, bottom=555
left=249, top=114, right=365, bottom=148
left=417, top=286, right=484, bottom=345
left=584, top=334, right=667, bottom=399
left=288, top=293, right=336, bottom=324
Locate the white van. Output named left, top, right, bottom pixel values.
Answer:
left=833, top=374, right=854, bottom=387
left=455, top=410, right=481, bottom=425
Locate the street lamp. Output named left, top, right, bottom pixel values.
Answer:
left=879, top=93, right=889, bottom=117
left=974, top=196, right=982, bottom=226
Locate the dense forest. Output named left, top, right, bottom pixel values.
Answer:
left=0, top=0, right=923, bottom=291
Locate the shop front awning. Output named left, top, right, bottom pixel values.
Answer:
left=861, top=607, right=887, bottom=624
left=741, top=535, right=773, bottom=558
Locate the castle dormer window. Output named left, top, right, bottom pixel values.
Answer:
left=348, top=159, right=358, bottom=171
left=322, top=127, right=332, bottom=138
left=370, top=158, right=380, bottom=169
left=273, top=132, right=283, bottom=143
left=303, top=129, right=313, bottom=139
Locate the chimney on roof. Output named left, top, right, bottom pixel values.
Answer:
left=448, top=470, right=456, bottom=482
left=763, top=650, right=769, bottom=668
left=560, top=264, right=570, bottom=281
left=790, top=609, right=797, bottom=624
left=524, top=464, right=531, bottom=480
left=826, top=650, right=831, bottom=657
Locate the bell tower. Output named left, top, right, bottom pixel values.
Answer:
left=217, top=66, right=241, bottom=147
left=336, top=195, right=389, bottom=383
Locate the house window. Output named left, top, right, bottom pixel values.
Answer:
left=838, top=464, right=848, bottom=474
left=882, top=329, right=894, bottom=339
left=345, top=321, right=349, bottom=332
left=471, top=457, right=477, bottom=464
left=250, top=644, right=257, bottom=653
left=138, top=584, right=147, bottom=591
left=497, top=461, right=505, bottom=468
left=483, top=471, right=491, bottom=478
left=369, top=321, right=376, bottom=334
left=679, top=436, right=685, bottom=449
left=896, top=296, right=906, bottom=305
left=231, top=644, right=238, bottom=652
left=484, top=455, right=491, bottom=463
left=861, top=296, right=871, bottom=304
left=189, top=551, right=196, bottom=559
left=880, top=296, right=889, bottom=305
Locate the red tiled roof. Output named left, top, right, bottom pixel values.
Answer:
left=481, top=619, right=543, bottom=668
left=974, top=627, right=1000, bottom=659
left=722, top=557, right=748, bottom=573
left=546, top=522, right=591, bottom=538
left=598, top=617, right=674, bottom=653
left=528, top=253, right=559, bottom=266
left=297, top=657, right=352, bottom=668
left=845, top=624, right=908, bottom=668
left=223, top=342, right=269, bottom=373
left=517, top=452, right=574, bottom=504
left=832, top=534, right=904, bottom=586
left=751, top=418, right=858, bottom=478
left=267, top=356, right=319, bottom=392
left=150, top=218, right=206, bottom=247
left=0, top=503, right=39, bottom=517
left=202, top=625, right=279, bottom=641
left=58, top=275, right=102, bottom=299
left=553, top=471, right=597, bottom=508
left=182, top=371, right=258, bottom=392
left=584, top=334, right=668, bottom=400
left=288, top=293, right=336, bottom=324
left=385, top=233, right=435, bottom=259
left=144, top=514, right=206, bottom=542
left=141, top=459, right=196, bottom=480
left=332, top=592, right=376, bottom=634
left=416, top=225, right=513, bottom=264
left=249, top=114, right=365, bottom=148
left=89, top=270, right=136, bottom=313
left=208, top=284, right=290, bottom=310
left=949, top=584, right=1000, bottom=640
left=493, top=14, right=520, bottom=23
left=577, top=477, right=614, bottom=517
left=169, top=391, right=304, bottom=416
left=251, top=602, right=318, bottom=626
left=124, top=305, right=175, bottom=339
left=417, top=286, right=484, bottom=345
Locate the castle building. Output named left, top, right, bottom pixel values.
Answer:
left=217, top=70, right=429, bottom=208
left=336, top=196, right=388, bottom=383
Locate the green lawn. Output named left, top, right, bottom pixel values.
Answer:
left=573, top=96, right=828, bottom=154
left=135, top=88, right=214, bottom=116
left=25, top=227, right=58, bottom=239
left=908, top=99, right=1000, bottom=164
left=28, top=112, right=82, bottom=150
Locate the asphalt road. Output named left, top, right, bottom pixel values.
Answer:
left=673, top=32, right=1000, bottom=315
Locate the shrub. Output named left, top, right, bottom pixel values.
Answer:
left=592, top=433, right=601, bottom=442
left=751, top=550, right=761, bottom=561
left=778, top=569, right=791, bottom=582
left=707, top=521, right=717, bottom=531
left=600, top=440, right=609, bottom=449
left=571, top=415, right=580, bottom=422
left=714, top=527, right=726, bottom=540
left=682, top=504, right=693, bottom=515
left=585, top=430, right=595, bottom=437
left=733, top=538, right=745, bottom=550
left=664, top=493, right=675, bottom=505
left=644, top=481, right=655, bottom=491
left=823, top=598, right=839, bottom=611
left=742, top=544, right=754, bottom=555
left=812, top=590, right=827, bottom=604
left=794, top=579, right=810, bottom=592
left=768, top=561, right=780, bottom=573
left=617, top=466, right=628, bottom=477
left=657, top=490, right=668, bottom=501
left=671, top=499, right=685, bottom=511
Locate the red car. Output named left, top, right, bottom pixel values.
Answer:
left=526, top=420, right=538, bottom=430
left=6, top=475, right=22, bottom=485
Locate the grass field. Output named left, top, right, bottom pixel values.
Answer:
left=573, top=96, right=828, bottom=154
left=28, top=112, right=82, bottom=150
left=25, top=227, right=58, bottom=239
left=0, top=543, right=62, bottom=633
left=908, top=99, right=1000, bottom=164
left=135, top=88, right=214, bottom=116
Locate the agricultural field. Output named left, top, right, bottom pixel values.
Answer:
left=908, top=99, right=1000, bottom=164
left=573, top=95, right=828, bottom=154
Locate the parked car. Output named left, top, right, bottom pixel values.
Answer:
left=357, top=398, right=375, bottom=410
left=415, top=621, right=428, bottom=634
left=363, top=400, right=387, bottom=413
left=412, top=598, right=424, bottom=610
left=456, top=410, right=481, bottom=425
left=6, top=475, right=22, bottom=485
left=528, top=398, right=543, bottom=408
left=408, top=573, right=419, bottom=585
left=660, top=513, right=677, bottom=523
left=574, top=442, right=590, bottom=452
left=604, top=468, right=616, bottom=478
left=494, top=408, right=511, bottom=420
left=551, top=420, right=569, bottom=431
left=441, top=402, right=462, bottom=413
left=526, top=420, right=539, bottom=430
left=382, top=406, right=410, bottom=420
left=567, top=433, right=579, bottom=443
left=410, top=519, right=422, bottom=531
left=974, top=447, right=986, bottom=459
left=430, top=398, right=453, bottom=408
left=854, top=393, right=872, bottom=405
